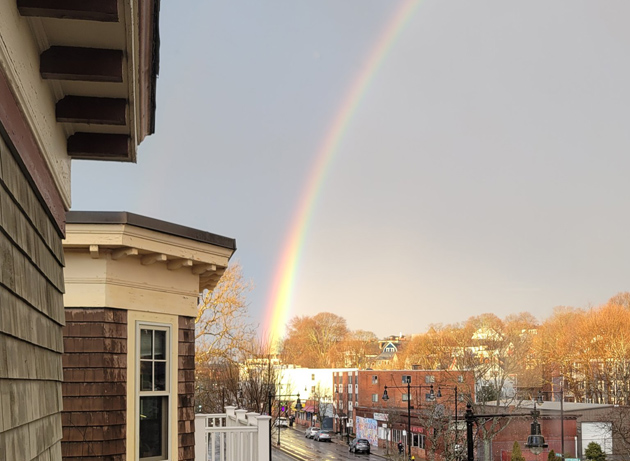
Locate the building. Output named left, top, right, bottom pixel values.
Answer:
left=277, top=367, right=354, bottom=429
left=0, top=2, right=160, bottom=460
left=61, top=211, right=235, bottom=460
left=354, top=369, right=475, bottom=459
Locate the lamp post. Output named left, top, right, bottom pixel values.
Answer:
left=270, top=392, right=302, bottom=447
left=436, top=386, right=460, bottom=459
left=536, top=383, right=565, bottom=459
left=525, top=399, right=548, bottom=456
left=382, top=379, right=437, bottom=459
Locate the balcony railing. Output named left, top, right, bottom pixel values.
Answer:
left=195, top=406, right=271, bottom=461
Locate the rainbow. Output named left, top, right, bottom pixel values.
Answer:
left=263, top=0, right=421, bottom=346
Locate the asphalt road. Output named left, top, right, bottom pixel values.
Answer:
left=273, top=427, right=388, bottom=460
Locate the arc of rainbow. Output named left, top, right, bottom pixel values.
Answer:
left=263, top=0, right=421, bottom=347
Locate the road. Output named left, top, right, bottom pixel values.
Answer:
left=273, top=427, right=390, bottom=460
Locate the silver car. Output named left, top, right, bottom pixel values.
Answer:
left=305, top=427, right=318, bottom=438
left=314, top=430, right=332, bottom=442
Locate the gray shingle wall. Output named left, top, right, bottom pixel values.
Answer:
left=0, top=134, right=65, bottom=461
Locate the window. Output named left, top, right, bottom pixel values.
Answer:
left=402, top=375, right=411, bottom=384
left=402, top=393, right=410, bottom=402
left=372, top=394, right=378, bottom=402
left=372, top=375, right=378, bottom=384
left=139, top=326, right=170, bottom=460
left=458, top=375, right=464, bottom=383
left=413, top=433, right=426, bottom=449
left=425, top=375, right=435, bottom=383
left=339, top=401, right=343, bottom=410
left=312, top=374, right=315, bottom=380
left=349, top=375, right=353, bottom=384
left=311, top=386, right=315, bottom=394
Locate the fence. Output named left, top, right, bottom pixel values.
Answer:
left=195, top=406, right=271, bottom=461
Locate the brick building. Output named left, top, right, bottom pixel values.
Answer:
left=354, top=369, right=475, bottom=459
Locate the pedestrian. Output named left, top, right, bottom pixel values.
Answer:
left=398, top=440, right=404, bottom=454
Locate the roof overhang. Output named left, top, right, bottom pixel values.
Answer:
left=64, top=211, right=237, bottom=293
left=16, top=0, right=160, bottom=162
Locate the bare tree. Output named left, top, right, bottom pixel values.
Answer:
left=195, top=262, right=255, bottom=365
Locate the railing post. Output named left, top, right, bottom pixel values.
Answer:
left=256, top=414, right=272, bottom=461
left=194, top=414, right=207, bottom=461
left=235, top=409, right=248, bottom=424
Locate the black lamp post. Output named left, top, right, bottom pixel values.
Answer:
left=436, top=386, right=460, bottom=459
left=382, top=379, right=437, bottom=459
left=536, top=383, right=565, bottom=459
left=525, top=398, right=548, bottom=456
left=271, top=392, right=302, bottom=447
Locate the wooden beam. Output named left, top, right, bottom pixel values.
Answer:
left=89, top=245, right=99, bottom=259
left=111, top=248, right=138, bottom=261
left=56, top=96, right=127, bottom=126
left=67, top=133, right=130, bottom=160
left=41, top=46, right=123, bottom=83
left=167, top=259, right=193, bottom=271
left=192, top=264, right=217, bottom=276
left=17, top=0, right=119, bottom=22
left=141, top=254, right=167, bottom=266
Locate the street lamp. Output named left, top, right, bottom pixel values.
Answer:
left=525, top=398, right=548, bottom=456
left=536, top=382, right=565, bottom=459
left=382, top=379, right=436, bottom=459
left=271, top=392, right=302, bottom=447
left=436, top=386, right=461, bottom=459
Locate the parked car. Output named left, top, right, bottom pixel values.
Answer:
left=275, top=417, right=289, bottom=427
left=305, top=427, right=318, bottom=438
left=314, top=430, right=332, bottom=442
left=349, top=438, right=371, bottom=454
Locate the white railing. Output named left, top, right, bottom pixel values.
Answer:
left=195, top=406, right=271, bottom=461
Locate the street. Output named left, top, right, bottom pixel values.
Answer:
left=273, top=427, right=388, bottom=460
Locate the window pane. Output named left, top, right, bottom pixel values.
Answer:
left=140, top=361, right=153, bottom=391
left=141, top=329, right=153, bottom=359
left=154, top=361, right=166, bottom=391
left=140, top=396, right=168, bottom=460
left=154, top=330, right=166, bottom=360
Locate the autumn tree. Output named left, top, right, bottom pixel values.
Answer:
left=280, top=312, right=350, bottom=367
left=336, top=329, right=380, bottom=368
left=195, top=262, right=254, bottom=365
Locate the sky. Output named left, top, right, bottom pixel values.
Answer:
left=71, top=1, right=630, bottom=339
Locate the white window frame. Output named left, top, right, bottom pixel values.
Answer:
left=137, top=322, right=172, bottom=461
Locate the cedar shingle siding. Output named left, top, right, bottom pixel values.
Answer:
left=61, top=308, right=127, bottom=460
left=178, top=316, right=195, bottom=461
left=0, top=135, right=65, bottom=460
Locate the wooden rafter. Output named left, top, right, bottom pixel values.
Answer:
left=56, top=96, right=127, bottom=126
left=67, top=133, right=130, bottom=160
left=17, top=0, right=119, bottom=22
left=41, top=46, right=123, bottom=83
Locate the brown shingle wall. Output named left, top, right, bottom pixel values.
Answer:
left=61, top=308, right=127, bottom=461
left=178, top=316, right=195, bottom=461
left=0, top=133, right=65, bottom=460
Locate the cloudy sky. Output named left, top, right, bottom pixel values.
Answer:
left=71, top=1, right=630, bottom=338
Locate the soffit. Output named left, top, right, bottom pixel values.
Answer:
left=16, top=0, right=160, bottom=162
